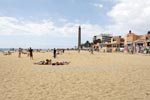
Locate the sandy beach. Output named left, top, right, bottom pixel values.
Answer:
left=0, top=51, right=150, bottom=100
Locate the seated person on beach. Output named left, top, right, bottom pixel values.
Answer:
left=3, top=51, right=11, bottom=55
left=52, top=61, right=70, bottom=65
left=45, top=59, right=52, bottom=65
left=34, top=59, right=52, bottom=65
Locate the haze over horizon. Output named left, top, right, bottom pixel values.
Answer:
left=0, top=0, right=150, bottom=48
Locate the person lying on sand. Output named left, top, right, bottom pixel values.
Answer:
left=34, top=59, right=52, bottom=65
left=34, top=59, right=70, bottom=65
left=52, top=61, right=70, bottom=65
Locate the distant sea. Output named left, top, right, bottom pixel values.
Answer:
left=0, top=48, right=17, bottom=51
left=0, top=48, right=50, bottom=52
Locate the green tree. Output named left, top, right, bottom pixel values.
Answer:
left=81, top=40, right=92, bottom=48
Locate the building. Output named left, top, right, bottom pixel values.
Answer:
left=146, top=31, right=150, bottom=47
left=93, top=34, right=112, bottom=52
left=124, top=30, right=138, bottom=53
left=124, top=30, right=150, bottom=53
left=124, top=30, right=138, bottom=46
left=92, top=30, right=150, bottom=53
left=93, top=34, right=112, bottom=43
left=111, top=36, right=124, bottom=52
left=111, top=36, right=122, bottom=48
left=93, top=34, right=112, bottom=47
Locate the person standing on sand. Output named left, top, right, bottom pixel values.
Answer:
left=53, top=48, right=56, bottom=58
left=29, top=47, right=33, bottom=60
left=63, top=49, right=65, bottom=53
left=18, top=48, right=22, bottom=58
left=90, top=46, right=94, bottom=54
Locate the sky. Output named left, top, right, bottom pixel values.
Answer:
left=0, top=0, right=150, bottom=49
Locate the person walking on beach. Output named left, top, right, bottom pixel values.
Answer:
left=27, top=48, right=30, bottom=57
left=90, top=46, right=94, bottom=54
left=18, top=48, right=22, bottom=58
left=29, top=47, right=33, bottom=60
left=53, top=48, right=56, bottom=58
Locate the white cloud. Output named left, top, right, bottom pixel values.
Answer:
left=107, top=0, right=150, bottom=35
left=0, top=16, right=104, bottom=48
left=0, top=16, right=104, bottom=41
left=93, top=3, right=103, bottom=8
left=1, top=0, right=150, bottom=41
left=0, top=17, right=55, bottom=36
left=1, top=0, right=150, bottom=48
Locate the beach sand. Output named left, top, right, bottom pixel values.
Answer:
left=0, top=51, right=150, bottom=100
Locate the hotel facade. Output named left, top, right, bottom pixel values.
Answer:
left=124, top=30, right=150, bottom=53
left=93, top=30, right=150, bottom=53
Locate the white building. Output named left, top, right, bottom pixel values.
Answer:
left=93, top=34, right=112, bottom=43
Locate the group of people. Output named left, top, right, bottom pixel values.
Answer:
left=18, top=47, right=65, bottom=59
left=33, top=48, right=69, bottom=65
left=18, top=47, right=68, bottom=65
left=18, top=47, right=33, bottom=60
left=34, top=59, right=70, bottom=65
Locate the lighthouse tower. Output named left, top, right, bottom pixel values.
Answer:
left=78, top=26, right=81, bottom=52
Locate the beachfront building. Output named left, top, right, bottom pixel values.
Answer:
left=93, top=34, right=112, bottom=52
left=124, top=30, right=139, bottom=53
left=124, top=30, right=138, bottom=46
left=134, top=35, right=146, bottom=48
left=94, top=34, right=112, bottom=43
left=124, top=30, right=150, bottom=53
left=111, top=36, right=124, bottom=52
left=134, top=31, right=150, bottom=53
left=146, top=31, right=150, bottom=47
left=91, top=30, right=150, bottom=53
